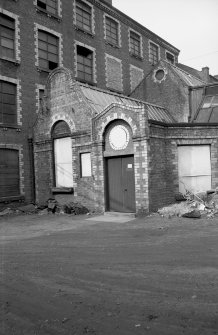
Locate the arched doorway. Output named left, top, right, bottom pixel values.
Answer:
left=52, top=121, right=73, bottom=188
left=104, top=120, right=136, bottom=213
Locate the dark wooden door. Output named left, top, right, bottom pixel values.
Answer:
left=0, top=149, right=19, bottom=197
left=107, top=156, right=135, bottom=212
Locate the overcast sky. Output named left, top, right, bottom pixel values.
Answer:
left=113, top=0, right=218, bottom=76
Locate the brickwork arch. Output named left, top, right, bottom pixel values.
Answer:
left=50, top=115, right=75, bottom=134
left=46, top=67, right=76, bottom=91
left=94, top=104, right=139, bottom=142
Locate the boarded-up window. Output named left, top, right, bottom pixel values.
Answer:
left=130, top=65, right=144, bottom=92
left=54, top=137, right=73, bottom=187
left=105, top=55, right=123, bottom=92
left=0, top=149, right=20, bottom=197
left=80, top=152, right=91, bottom=177
left=178, top=145, right=211, bottom=194
left=0, top=81, right=16, bottom=125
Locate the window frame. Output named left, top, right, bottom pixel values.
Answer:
left=149, top=40, right=160, bottom=65
left=165, top=50, right=175, bottom=65
left=34, top=0, right=61, bottom=19
left=104, top=14, right=120, bottom=47
left=75, top=41, right=96, bottom=84
left=35, top=24, right=63, bottom=72
left=129, top=29, right=142, bottom=58
left=75, top=0, right=94, bottom=34
left=0, top=9, right=20, bottom=64
left=80, top=152, right=92, bottom=177
left=0, top=79, right=17, bottom=126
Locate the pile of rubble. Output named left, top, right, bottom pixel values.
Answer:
left=0, top=199, right=90, bottom=217
left=158, top=188, right=218, bottom=219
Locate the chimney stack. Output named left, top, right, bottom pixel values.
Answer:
left=202, top=67, right=210, bottom=83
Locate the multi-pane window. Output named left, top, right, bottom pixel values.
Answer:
left=76, top=45, right=93, bottom=82
left=149, top=42, right=159, bottom=64
left=105, top=17, right=118, bottom=45
left=76, top=0, right=92, bottom=32
left=37, top=0, right=58, bottom=15
left=0, top=13, right=15, bottom=59
left=38, top=30, right=59, bottom=70
left=130, top=31, right=141, bottom=57
left=0, top=81, right=16, bottom=125
left=166, top=51, right=175, bottom=64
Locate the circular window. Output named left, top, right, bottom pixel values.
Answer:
left=109, top=125, right=130, bottom=150
left=155, top=69, right=165, bottom=81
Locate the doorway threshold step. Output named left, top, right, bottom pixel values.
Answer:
left=104, top=211, right=136, bottom=218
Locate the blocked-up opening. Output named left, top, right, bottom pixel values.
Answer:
left=0, top=149, right=20, bottom=197
left=178, top=145, right=211, bottom=194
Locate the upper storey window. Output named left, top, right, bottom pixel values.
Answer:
left=0, top=80, right=16, bottom=125
left=0, top=13, right=15, bottom=59
left=105, top=16, right=119, bottom=46
left=37, top=0, right=58, bottom=16
left=76, top=45, right=93, bottom=82
left=76, top=0, right=92, bottom=32
left=129, top=30, right=142, bottom=57
left=166, top=51, right=175, bottom=64
left=38, top=30, right=59, bottom=70
left=149, top=41, right=159, bottom=65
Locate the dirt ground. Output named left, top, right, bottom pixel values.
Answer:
left=0, top=213, right=218, bottom=335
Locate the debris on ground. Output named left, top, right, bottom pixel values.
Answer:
left=158, top=187, right=218, bottom=219
left=16, top=204, right=37, bottom=214
left=0, top=199, right=90, bottom=217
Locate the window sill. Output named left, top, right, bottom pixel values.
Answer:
left=0, top=124, right=21, bottom=131
left=35, top=7, right=61, bottom=21
left=76, top=78, right=97, bottom=86
left=130, top=52, right=143, bottom=61
left=0, top=56, right=20, bottom=65
left=74, top=25, right=94, bottom=37
left=37, top=67, right=52, bottom=73
left=105, top=41, right=120, bottom=49
left=52, top=187, right=74, bottom=194
left=0, top=195, right=25, bottom=203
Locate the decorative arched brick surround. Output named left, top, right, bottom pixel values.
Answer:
left=92, top=103, right=150, bottom=215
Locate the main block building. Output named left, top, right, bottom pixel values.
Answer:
left=1, top=0, right=218, bottom=214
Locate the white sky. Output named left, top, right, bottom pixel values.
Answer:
left=113, top=0, right=218, bottom=76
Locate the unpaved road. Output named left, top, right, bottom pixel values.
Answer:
left=0, top=213, right=218, bottom=335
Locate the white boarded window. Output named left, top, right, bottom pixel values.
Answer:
left=178, top=145, right=211, bottom=194
left=81, top=152, right=91, bottom=177
left=54, top=137, right=73, bottom=187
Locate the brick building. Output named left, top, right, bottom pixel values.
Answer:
left=1, top=0, right=218, bottom=214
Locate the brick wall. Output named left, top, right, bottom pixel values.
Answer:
left=131, top=61, right=190, bottom=122
left=1, top=0, right=179, bottom=204
left=149, top=123, right=218, bottom=211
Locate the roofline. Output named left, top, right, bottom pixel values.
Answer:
left=92, top=0, right=180, bottom=54
left=149, top=120, right=218, bottom=127
left=189, top=82, right=218, bottom=90
left=162, top=60, right=206, bottom=86
left=79, top=81, right=169, bottom=110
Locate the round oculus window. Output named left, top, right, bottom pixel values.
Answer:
left=155, top=69, right=165, bottom=81
left=109, top=125, right=129, bottom=150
